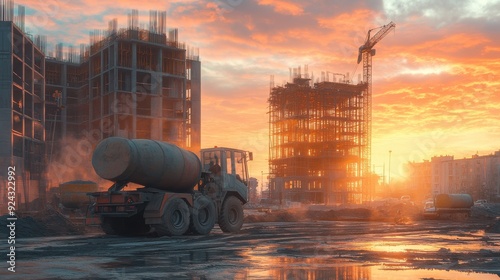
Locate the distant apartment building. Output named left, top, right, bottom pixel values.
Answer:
left=247, top=177, right=258, bottom=204
left=407, top=152, right=500, bottom=202
left=406, top=160, right=432, bottom=201
left=0, top=3, right=201, bottom=210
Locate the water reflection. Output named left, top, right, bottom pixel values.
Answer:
left=234, top=263, right=371, bottom=280
left=359, top=231, right=494, bottom=254
left=235, top=245, right=499, bottom=280
left=229, top=257, right=499, bottom=280
left=366, top=241, right=436, bottom=253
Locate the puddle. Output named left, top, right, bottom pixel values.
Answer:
left=234, top=253, right=500, bottom=280
left=17, top=255, right=500, bottom=280
left=10, top=221, right=500, bottom=279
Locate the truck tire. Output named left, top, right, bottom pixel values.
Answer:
left=154, top=197, right=190, bottom=236
left=190, top=196, right=216, bottom=235
left=218, top=196, right=244, bottom=233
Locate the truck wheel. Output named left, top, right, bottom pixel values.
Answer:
left=154, top=197, right=190, bottom=236
left=190, top=196, right=216, bottom=235
left=218, top=196, right=244, bottom=233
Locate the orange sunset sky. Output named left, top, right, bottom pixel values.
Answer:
left=14, top=0, right=500, bottom=186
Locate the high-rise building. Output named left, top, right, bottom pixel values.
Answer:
left=0, top=19, right=47, bottom=208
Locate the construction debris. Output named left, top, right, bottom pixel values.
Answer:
left=486, top=218, right=500, bottom=233
left=0, top=208, right=84, bottom=238
left=244, top=203, right=422, bottom=224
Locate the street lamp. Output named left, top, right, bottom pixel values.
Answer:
left=261, top=171, right=270, bottom=200
left=261, top=171, right=264, bottom=198
left=388, top=150, right=392, bottom=186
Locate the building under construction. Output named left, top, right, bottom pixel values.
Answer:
left=44, top=12, right=200, bottom=153
left=0, top=1, right=200, bottom=210
left=268, top=21, right=396, bottom=205
left=268, top=69, right=370, bottom=205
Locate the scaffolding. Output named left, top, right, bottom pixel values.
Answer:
left=268, top=70, right=369, bottom=205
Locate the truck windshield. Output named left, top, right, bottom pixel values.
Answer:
left=202, top=151, right=222, bottom=175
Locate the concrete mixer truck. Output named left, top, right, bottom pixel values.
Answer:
left=423, top=193, right=473, bottom=219
left=88, top=137, right=252, bottom=236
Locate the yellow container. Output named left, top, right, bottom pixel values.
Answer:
left=59, top=180, right=98, bottom=209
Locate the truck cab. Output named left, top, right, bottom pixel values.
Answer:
left=200, top=147, right=252, bottom=203
left=196, top=147, right=252, bottom=234
left=423, top=200, right=437, bottom=218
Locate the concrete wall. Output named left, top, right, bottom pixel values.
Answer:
left=0, top=22, right=12, bottom=157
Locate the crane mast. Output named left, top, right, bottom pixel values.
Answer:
left=357, top=21, right=395, bottom=189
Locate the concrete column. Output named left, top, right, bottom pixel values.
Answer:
left=113, top=42, right=118, bottom=92
left=190, top=60, right=201, bottom=152
left=158, top=48, right=163, bottom=140
left=61, top=63, right=67, bottom=137
left=131, top=43, right=137, bottom=138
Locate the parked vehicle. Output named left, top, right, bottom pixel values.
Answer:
left=400, top=195, right=414, bottom=205
left=400, top=195, right=411, bottom=201
left=423, top=194, right=473, bottom=219
left=474, top=199, right=488, bottom=206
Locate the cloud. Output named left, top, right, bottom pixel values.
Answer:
left=383, top=0, right=500, bottom=25
left=257, top=0, right=304, bottom=15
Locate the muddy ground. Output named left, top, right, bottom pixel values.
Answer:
left=1, top=204, right=499, bottom=279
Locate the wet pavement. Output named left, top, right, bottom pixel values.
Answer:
left=6, top=220, right=500, bottom=279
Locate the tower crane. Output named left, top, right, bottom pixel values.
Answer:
left=357, top=21, right=395, bottom=178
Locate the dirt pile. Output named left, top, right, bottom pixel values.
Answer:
left=245, top=203, right=423, bottom=224
left=370, top=202, right=422, bottom=222
left=472, top=204, right=500, bottom=219
left=307, top=208, right=372, bottom=221
left=0, top=208, right=84, bottom=238
left=486, top=218, right=500, bottom=233
left=245, top=209, right=305, bottom=223
left=244, top=208, right=374, bottom=223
